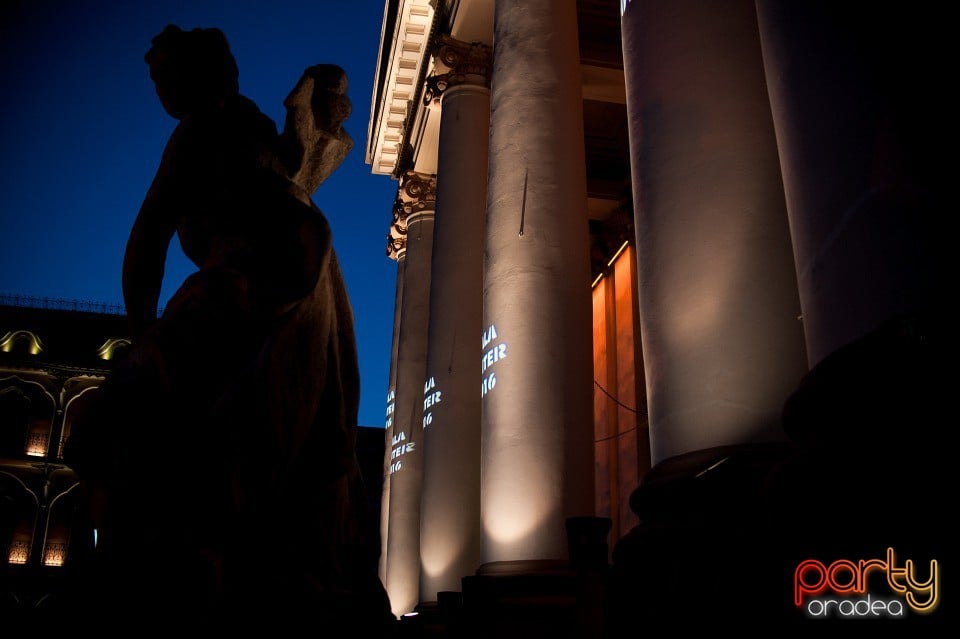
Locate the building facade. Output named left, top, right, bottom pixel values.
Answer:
left=0, top=298, right=127, bottom=612
left=0, top=297, right=386, bottom=617
left=368, top=0, right=944, bottom=627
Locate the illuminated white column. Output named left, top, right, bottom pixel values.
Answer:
left=621, top=0, right=807, bottom=463
left=419, top=36, right=491, bottom=600
left=481, top=0, right=594, bottom=564
left=379, top=245, right=405, bottom=585
left=385, top=172, right=435, bottom=615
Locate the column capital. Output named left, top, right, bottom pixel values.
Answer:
left=423, top=35, right=493, bottom=105
left=386, top=229, right=407, bottom=260
left=386, top=171, right=436, bottom=260
left=398, top=170, right=437, bottom=216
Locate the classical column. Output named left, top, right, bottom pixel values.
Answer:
left=384, top=171, right=436, bottom=616
left=620, top=0, right=807, bottom=463
left=378, top=236, right=406, bottom=585
left=481, top=0, right=594, bottom=565
left=755, top=4, right=946, bottom=586
left=418, top=36, right=491, bottom=600
left=755, top=1, right=941, bottom=366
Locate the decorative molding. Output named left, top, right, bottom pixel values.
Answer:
left=436, top=34, right=492, bottom=78
left=422, top=74, right=450, bottom=106
left=386, top=171, right=436, bottom=261
left=366, top=0, right=438, bottom=176
left=398, top=171, right=437, bottom=216
left=386, top=232, right=407, bottom=261
left=386, top=197, right=409, bottom=260
left=423, top=35, right=492, bottom=105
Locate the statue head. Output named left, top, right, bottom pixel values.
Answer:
left=145, top=25, right=239, bottom=120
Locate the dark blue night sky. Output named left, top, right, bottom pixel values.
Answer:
left=0, top=0, right=399, bottom=428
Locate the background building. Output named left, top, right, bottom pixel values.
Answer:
left=0, top=296, right=386, bottom=617
left=0, top=297, right=126, bottom=613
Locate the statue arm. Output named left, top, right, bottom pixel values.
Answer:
left=123, top=184, right=176, bottom=338
left=278, top=64, right=354, bottom=194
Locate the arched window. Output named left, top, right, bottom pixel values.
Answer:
left=59, top=386, right=101, bottom=460
left=0, top=387, right=30, bottom=458
left=43, top=479, right=80, bottom=567
left=0, top=377, right=56, bottom=459
left=0, top=471, right=39, bottom=566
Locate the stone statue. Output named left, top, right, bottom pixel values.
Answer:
left=65, top=25, right=390, bottom=629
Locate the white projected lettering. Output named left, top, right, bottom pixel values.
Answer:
left=481, top=343, right=507, bottom=372
left=482, top=324, right=498, bottom=349
left=481, top=372, right=496, bottom=396
left=481, top=324, right=507, bottom=398
left=389, top=430, right=416, bottom=474
left=384, top=388, right=396, bottom=428
left=422, top=376, right=442, bottom=428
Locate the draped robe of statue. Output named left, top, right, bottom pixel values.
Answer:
left=65, top=27, right=390, bottom=628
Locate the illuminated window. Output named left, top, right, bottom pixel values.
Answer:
left=25, top=430, right=49, bottom=457
left=7, top=540, right=30, bottom=565
left=43, top=542, right=68, bottom=567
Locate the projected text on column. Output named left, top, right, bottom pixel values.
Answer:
left=481, top=324, right=507, bottom=398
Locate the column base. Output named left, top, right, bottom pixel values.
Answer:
left=460, top=563, right=606, bottom=638
left=609, top=314, right=949, bottom=627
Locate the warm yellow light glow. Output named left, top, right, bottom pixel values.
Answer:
left=390, top=581, right=419, bottom=618
left=43, top=542, right=67, bottom=567
left=96, top=337, right=131, bottom=361
left=0, top=330, right=44, bottom=355
left=7, top=541, right=29, bottom=565
left=482, top=460, right=558, bottom=557
left=484, top=496, right=554, bottom=546
left=420, top=535, right=467, bottom=581
left=606, top=240, right=630, bottom=267
left=592, top=242, right=632, bottom=289
left=26, top=431, right=48, bottom=457
left=665, top=242, right=741, bottom=348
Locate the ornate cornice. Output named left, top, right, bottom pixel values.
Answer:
left=366, top=0, right=438, bottom=175
left=423, top=35, right=492, bottom=105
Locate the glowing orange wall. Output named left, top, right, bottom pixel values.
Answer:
left=591, top=245, right=651, bottom=543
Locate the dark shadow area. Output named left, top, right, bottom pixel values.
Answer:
left=607, top=313, right=951, bottom=631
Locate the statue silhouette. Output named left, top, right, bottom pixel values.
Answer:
left=65, top=25, right=390, bottom=630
